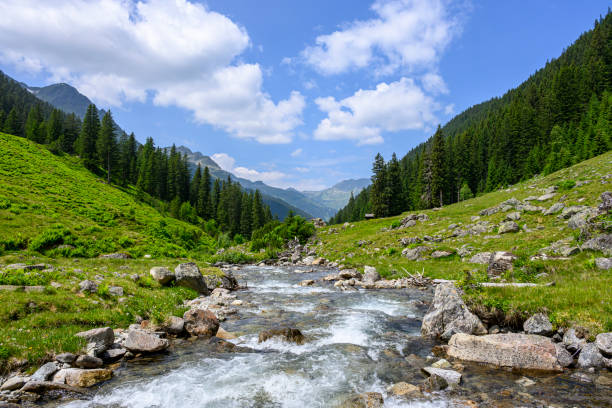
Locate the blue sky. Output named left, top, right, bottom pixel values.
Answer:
left=0, top=0, right=609, bottom=190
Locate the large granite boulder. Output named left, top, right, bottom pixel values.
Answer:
left=595, top=332, right=612, bottom=357
left=75, top=327, right=115, bottom=355
left=363, top=266, right=380, bottom=283
left=123, top=330, right=169, bottom=353
left=174, top=263, right=209, bottom=294
left=582, top=234, right=612, bottom=256
left=52, top=368, right=112, bottom=387
left=183, top=309, right=219, bottom=338
left=447, top=333, right=562, bottom=372
left=577, top=343, right=604, bottom=368
left=30, top=362, right=59, bottom=381
left=421, top=283, right=486, bottom=339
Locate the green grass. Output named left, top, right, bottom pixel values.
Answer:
left=0, top=256, right=226, bottom=372
left=0, top=132, right=216, bottom=258
left=318, top=151, right=612, bottom=334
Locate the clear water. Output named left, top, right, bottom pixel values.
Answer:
left=55, top=266, right=612, bottom=408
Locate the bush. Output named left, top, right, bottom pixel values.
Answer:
left=233, top=234, right=245, bottom=245
left=0, top=234, right=28, bottom=251
left=29, top=224, right=71, bottom=252
left=556, top=180, right=576, bottom=191
left=250, top=216, right=315, bottom=252
left=390, top=220, right=401, bottom=229
left=212, top=250, right=254, bottom=264
left=217, top=232, right=232, bottom=249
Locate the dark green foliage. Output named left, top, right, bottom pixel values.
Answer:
left=250, top=214, right=315, bottom=252
left=332, top=12, right=612, bottom=223
left=75, top=104, right=99, bottom=167
left=29, top=224, right=71, bottom=252
left=97, top=110, right=117, bottom=183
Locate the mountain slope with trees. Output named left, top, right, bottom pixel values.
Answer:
left=331, top=10, right=612, bottom=224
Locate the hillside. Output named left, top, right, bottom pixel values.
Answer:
left=332, top=11, right=612, bottom=223
left=0, top=132, right=215, bottom=258
left=316, top=151, right=612, bottom=334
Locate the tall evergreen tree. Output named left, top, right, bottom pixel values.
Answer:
left=386, top=153, right=403, bottom=215
left=75, top=104, right=100, bottom=168
left=25, top=104, right=45, bottom=143
left=430, top=125, right=446, bottom=207
left=369, top=153, right=388, bottom=217
left=97, top=111, right=118, bottom=184
left=46, top=109, right=63, bottom=144
left=3, top=107, right=20, bottom=136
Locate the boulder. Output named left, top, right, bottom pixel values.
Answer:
left=174, top=263, right=209, bottom=294
left=340, top=392, right=384, bottom=408
left=387, top=382, right=421, bottom=398
left=20, top=380, right=86, bottom=394
left=99, top=348, right=126, bottom=362
left=595, top=258, right=612, bottom=270
left=74, top=355, right=103, bottom=369
left=258, top=328, right=304, bottom=345
left=108, top=286, right=123, bottom=296
left=0, top=376, right=28, bottom=391
left=149, top=267, right=175, bottom=285
left=568, top=212, right=591, bottom=230
left=430, top=250, right=453, bottom=259
left=161, top=316, right=185, bottom=335
left=79, top=280, right=98, bottom=293
left=52, top=368, right=112, bottom=388
left=299, top=279, right=315, bottom=286
left=421, top=367, right=461, bottom=386
left=338, top=269, right=361, bottom=280
left=523, top=313, right=553, bottom=336
left=447, top=333, right=562, bottom=372
left=312, top=257, right=326, bottom=265
left=216, top=327, right=237, bottom=340
left=582, top=234, right=612, bottom=256
left=543, top=202, right=564, bottom=215
left=537, top=193, right=556, bottom=201
left=401, top=246, right=430, bottom=261
left=75, top=327, right=114, bottom=354
left=123, top=330, right=169, bottom=353
left=98, top=253, right=130, bottom=259
left=595, top=332, right=612, bottom=357
left=505, top=212, right=521, bottom=221
left=598, top=191, right=612, bottom=214
left=563, top=328, right=586, bottom=352
left=183, top=309, right=219, bottom=338
left=468, top=252, right=492, bottom=264
left=363, top=266, right=380, bottom=283
left=487, top=251, right=516, bottom=278
left=577, top=343, right=604, bottom=368
left=555, top=343, right=574, bottom=367
left=55, top=352, right=76, bottom=364
left=421, top=283, right=486, bottom=339
left=498, top=221, right=519, bottom=234
left=30, top=362, right=59, bottom=381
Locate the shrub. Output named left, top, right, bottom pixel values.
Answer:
left=0, top=234, right=28, bottom=251
left=29, top=225, right=71, bottom=252
left=233, top=234, right=245, bottom=245
left=0, top=198, right=11, bottom=209
left=555, top=180, right=576, bottom=191
left=212, top=250, right=254, bottom=264
left=250, top=216, right=315, bottom=252
left=390, top=220, right=401, bottom=229
left=97, top=284, right=110, bottom=298
left=217, top=233, right=232, bottom=249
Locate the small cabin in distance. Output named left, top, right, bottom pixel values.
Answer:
left=364, top=213, right=375, bottom=220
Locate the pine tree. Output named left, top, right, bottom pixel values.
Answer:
left=386, top=153, right=403, bottom=215
left=97, top=111, right=118, bottom=184
left=3, top=107, right=20, bottom=136
left=46, top=109, right=63, bottom=144
left=190, top=165, right=202, bottom=205
left=430, top=125, right=446, bottom=207
left=370, top=153, right=388, bottom=217
left=59, top=113, right=80, bottom=154
left=25, top=104, right=45, bottom=143
left=252, top=189, right=264, bottom=230
left=240, top=193, right=253, bottom=238
left=75, top=104, right=100, bottom=168
left=198, top=166, right=211, bottom=218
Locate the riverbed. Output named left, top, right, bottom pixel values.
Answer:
left=57, top=266, right=612, bottom=407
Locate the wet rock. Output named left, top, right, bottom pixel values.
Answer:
left=523, top=313, right=553, bottom=336
left=582, top=234, right=612, bottom=256
left=363, top=266, right=380, bottom=283
left=422, top=366, right=461, bottom=386
left=423, top=373, right=448, bottom=391
left=340, top=392, right=384, bottom=408
left=75, top=327, right=114, bottom=355
left=174, top=263, right=209, bottom=294
left=312, top=257, right=326, bottom=265
left=55, top=352, right=76, bottom=364
left=515, top=376, right=536, bottom=387
left=387, top=382, right=421, bottom=398
left=258, top=328, right=304, bottom=345
left=577, top=343, right=604, bottom=368
left=596, top=375, right=612, bottom=387
left=0, top=376, right=28, bottom=391
left=498, top=221, right=519, bottom=234
left=20, top=380, right=86, bottom=394
left=99, top=348, right=126, bottom=362
left=216, top=327, right=237, bottom=340
left=149, top=267, right=175, bottom=285
left=206, top=337, right=239, bottom=353
left=30, top=362, right=59, bottom=381
left=402, top=246, right=430, bottom=260
left=421, top=283, right=486, bottom=338
left=123, top=330, right=169, bottom=353
left=78, top=280, right=98, bottom=293
left=596, top=332, right=612, bottom=357
left=555, top=343, right=574, bottom=367
left=338, top=269, right=361, bottom=280
left=161, top=316, right=184, bottom=335
left=210, top=287, right=231, bottom=297
left=52, top=368, right=112, bottom=387
left=543, top=202, right=564, bottom=215
left=299, top=279, right=315, bottom=286
left=74, top=355, right=103, bottom=369
left=183, top=309, right=219, bottom=338
left=431, top=358, right=451, bottom=369
left=447, top=333, right=562, bottom=372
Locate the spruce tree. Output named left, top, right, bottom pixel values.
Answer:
left=191, top=165, right=202, bottom=205
left=97, top=110, right=118, bottom=184
left=369, top=153, right=388, bottom=217
left=252, top=190, right=264, bottom=230
left=46, top=109, right=63, bottom=144
left=430, top=125, right=446, bottom=207
left=198, top=166, right=211, bottom=218
left=386, top=153, right=403, bottom=215
left=25, top=104, right=45, bottom=143
left=75, top=104, right=100, bottom=168
left=2, top=108, right=19, bottom=136
left=59, top=113, right=80, bottom=154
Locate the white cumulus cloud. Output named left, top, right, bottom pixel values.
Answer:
left=0, top=0, right=304, bottom=144
left=314, top=77, right=438, bottom=145
left=301, top=0, right=462, bottom=76
left=290, top=148, right=303, bottom=157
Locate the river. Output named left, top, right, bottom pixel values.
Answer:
left=57, top=266, right=611, bottom=407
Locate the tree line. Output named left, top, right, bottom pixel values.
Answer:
left=0, top=74, right=273, bottom=240
left=331, top=10, right=612, bottom=224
